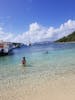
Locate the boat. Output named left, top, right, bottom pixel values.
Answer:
left=28, top=41, right=32, bottom=46
left=29, top=43, right=31, bottom=46
left=0, top=41, right=13, bottom=56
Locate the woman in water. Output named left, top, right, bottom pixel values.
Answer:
left=22, top=57, right=26, bottom=66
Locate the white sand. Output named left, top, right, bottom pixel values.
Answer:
left=0, top=73, right=75, bottom=100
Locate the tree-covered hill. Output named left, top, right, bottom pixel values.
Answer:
left=55, top=31, right=75, bottom=42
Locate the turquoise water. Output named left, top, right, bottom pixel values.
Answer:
left=0, top=43, right=75, bottom=81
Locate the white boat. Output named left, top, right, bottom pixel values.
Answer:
left=0, top=41, right=13, bottom=55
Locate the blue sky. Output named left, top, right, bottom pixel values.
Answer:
left=0, top=0, right=75, bottom=43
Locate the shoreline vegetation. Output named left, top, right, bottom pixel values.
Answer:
left=55, top=31, right=75, bottom=43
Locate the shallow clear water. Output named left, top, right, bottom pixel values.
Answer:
left=0, top=43, right=75, bottom=81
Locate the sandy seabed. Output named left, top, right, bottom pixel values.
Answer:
left=0, top=72, right=75, bottom=100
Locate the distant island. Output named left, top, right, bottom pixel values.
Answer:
left=55, top=31, right=75, bottom=42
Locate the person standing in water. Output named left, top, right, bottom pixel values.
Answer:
left=22, top=57, right=26, bottom=66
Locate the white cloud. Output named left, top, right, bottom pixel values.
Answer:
left=0, top=19, right=75, bottom=44
left=0, top=27, right=14, bottom=42
left=0, top=27, right=3, bottom=31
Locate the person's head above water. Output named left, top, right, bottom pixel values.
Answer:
left=45, top=51, right=48, bottom=54
left=23, top=57, right=26, bottom=60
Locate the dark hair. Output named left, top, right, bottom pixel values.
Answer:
left=23, top=57, right=25, bottom=60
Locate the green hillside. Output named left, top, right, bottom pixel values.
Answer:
left=55, top=31, right=75, bottom=42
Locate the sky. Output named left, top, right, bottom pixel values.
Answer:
left=0, top=0, right=75, bottom=44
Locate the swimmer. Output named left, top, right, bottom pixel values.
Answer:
left=22, top=57, right=26, bottom=66
left=45, top=51, right=48, bottom=54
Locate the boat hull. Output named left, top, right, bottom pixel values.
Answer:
left=0, top=49, right=13, bottom=56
